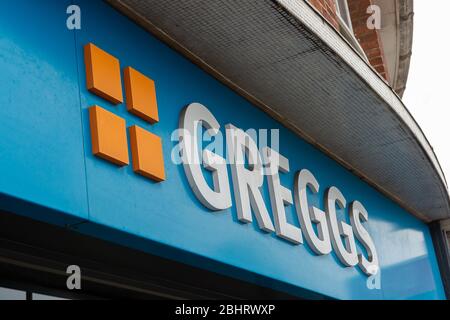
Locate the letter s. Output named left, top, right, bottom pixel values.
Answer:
left=350, top=201, right=379, bottom=276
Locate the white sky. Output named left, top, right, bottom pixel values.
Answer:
left=403, top=0, right=450, bottom=182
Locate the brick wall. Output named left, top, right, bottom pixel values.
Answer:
left=308, top=0, right=340, bottom=30
left=347, top=0, right=389, bottom=81
left=308, top=0, right=389, bottom=82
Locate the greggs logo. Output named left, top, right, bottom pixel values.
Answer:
left=84, top=43, right=165, bottom=182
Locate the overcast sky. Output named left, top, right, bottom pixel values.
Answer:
left=403, top=0, right=450, bottom=183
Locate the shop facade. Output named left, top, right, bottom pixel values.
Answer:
left=0, top=0, right=449, bottom=300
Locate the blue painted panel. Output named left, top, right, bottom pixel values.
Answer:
left=72, top=0, right=445, bottom=299
left=0, top=0, right=88, bottom=223
left=0, top=0, right=445, bottom=299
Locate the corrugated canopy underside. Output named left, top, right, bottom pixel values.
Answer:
left=110, top=0, right=450, bottom=222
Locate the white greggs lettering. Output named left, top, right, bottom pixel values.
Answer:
left=179, top=103, right=379, bottom=276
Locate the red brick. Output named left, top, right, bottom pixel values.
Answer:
left=308, top=0, right=389, bottom=82
left=347, top=0, right=389, bottom=81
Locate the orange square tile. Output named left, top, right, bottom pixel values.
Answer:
left=89, top=106, right=129, bottom=166
left=129, top=125, right=165, bottom=182
left=84, top=43, right=123, bottom=104
left=124, top=67, right=159, bottom=124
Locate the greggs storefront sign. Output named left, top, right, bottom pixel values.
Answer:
left=84, top=41, right=379, bottom=278
left=1, top=1, right=444, bottom=300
